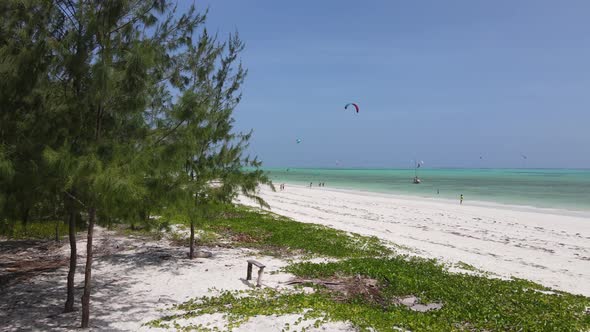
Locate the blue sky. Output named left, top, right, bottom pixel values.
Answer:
left=191, top=1, right=590, bottom=168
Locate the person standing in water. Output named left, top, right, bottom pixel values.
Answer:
left=460, top=194, right=464, bottom=205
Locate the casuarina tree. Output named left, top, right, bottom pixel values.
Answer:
left=1, top=0, right=270, bottom=328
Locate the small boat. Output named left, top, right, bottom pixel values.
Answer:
left=412, top=160, right=424, bottom=184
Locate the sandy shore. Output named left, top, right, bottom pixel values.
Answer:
left=239, top=184, right=590, bottom=296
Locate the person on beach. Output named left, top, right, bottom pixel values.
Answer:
left=460, top=194, right=463, bottom=205
left=437, top=189, right=439, bottom=194
left=309, top=182, right=312, bottom=188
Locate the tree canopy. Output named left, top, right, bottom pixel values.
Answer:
left=0, top=0, right=270, bottom=327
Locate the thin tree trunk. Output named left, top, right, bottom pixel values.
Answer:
left=54, top=200, right=60, bottom=242
left=22, top=207, right=29, bottom=236
left=139, top=209, right=147, bottom=223
left=55, top=220, right=60, bottom=242
left=189, top=220, right=195, bottom=259
left=64, top=209, right=76, bottom=313
left=9, top=220, right=15, bottom=237
left=81, top=207, right=95, bottom=328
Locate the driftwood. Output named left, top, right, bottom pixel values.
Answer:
left=0, top=240, right=67, bottom=289
left=284, top=278, right=354, bottom=286
left=285, top=275, right=381, bottom=304
left=284, top=275, right=443, bottom=312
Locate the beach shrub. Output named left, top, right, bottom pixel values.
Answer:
left=285, top=258, right=590, bottom=331
left=144, top=207, right=590, bottom=331
left=148, top=257, right=590, bottom=331
left=0, top=219, right=68, bottom=240
left=193, top=206, right=392, bottom=258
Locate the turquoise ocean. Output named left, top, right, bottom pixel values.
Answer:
left=265, top=168, right=590, bottom=212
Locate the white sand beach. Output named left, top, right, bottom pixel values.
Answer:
left=239, top=185, right=590, bottom=296
left=0, top=228, right=351, bottom=331
left=2, top=185, right=589, bottom=331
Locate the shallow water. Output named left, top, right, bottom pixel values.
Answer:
left=266, top=168, right=590, bottom=212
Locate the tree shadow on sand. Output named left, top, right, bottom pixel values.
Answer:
left=0, top=240, right=67, bottom=291
left=0, top=241, right=199, bottom=331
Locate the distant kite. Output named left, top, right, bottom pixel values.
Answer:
left=344, top=103, right=359, bottom=113
left=296, top=138, right=302, bottom=144
left=521, top=154, right=528, bottom=160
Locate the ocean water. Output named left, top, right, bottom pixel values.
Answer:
left=265, top=168, right=590, bottom=212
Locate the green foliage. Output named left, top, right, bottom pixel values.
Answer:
left=0, top=0, right=61, bottom=223
left=166, top=206, right=392, bottom=258
left=0, top=146, right=14, bottom=180
left=1, top=0, right=271, bottom=229
left=453, top=261, right=489, bottom=275
left=145, top=288, right=332, bottom=331
left=148, top=258, right=590, bottom=332
left=146, top=208, right=589, bottom=331
left=0, top=219, right=69, bottom=240
left=283, top=258, right=590, bottom=331
left=1, top=1, right=272, bottom=326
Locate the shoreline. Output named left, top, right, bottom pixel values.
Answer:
left=266, top=167, right=590, bottom=214
left=241, top=184, right=590, bottom=296
left=275, top=183, right=590, bottom=218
